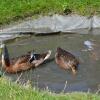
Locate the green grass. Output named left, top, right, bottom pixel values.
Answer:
left=0, top=0, right=100, bottom=25
left=0, top=77, right=100, bottom=100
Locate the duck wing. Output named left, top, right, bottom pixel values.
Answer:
left=14, top=54, right=30, bottom=64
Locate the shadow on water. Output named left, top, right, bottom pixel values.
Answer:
left=0, top=30, right=100, bottom=93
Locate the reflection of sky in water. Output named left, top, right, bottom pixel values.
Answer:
left=1, top=33, right=100, bottom=93
left=0, top=34, right=20, bottom=41
left=84, top=40, right=94, bottom=50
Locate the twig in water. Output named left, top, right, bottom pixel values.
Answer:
left=15, top=72, right=23, bottom=83
left=96, top=88, right=100, bottom=94
left=62, top=80, right=68, bottom=93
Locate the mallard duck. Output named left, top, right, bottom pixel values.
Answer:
left=55, top=47, right=79, bottom=74
left=0, top=44, right=51, bottom=73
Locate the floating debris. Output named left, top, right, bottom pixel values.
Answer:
left=84, top=40, right=94, bottom=50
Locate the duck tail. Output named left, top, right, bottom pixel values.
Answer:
left=2, top=44, right=10, bottom=67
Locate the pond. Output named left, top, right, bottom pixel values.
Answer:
left=1, top=32, right=100, bottom=93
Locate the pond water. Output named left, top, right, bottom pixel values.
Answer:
left=1, top=32, right=100, bottom=93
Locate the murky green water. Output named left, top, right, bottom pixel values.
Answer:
left=1, top=33, right=100, bottom=93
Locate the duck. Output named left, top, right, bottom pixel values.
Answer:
left=55, top=47, right=79, bottom=74
left=0, top=44, right=51, bottom=73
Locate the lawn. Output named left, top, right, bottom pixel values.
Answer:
left=0, top=77, right=100, bottom=100
left=0, top=0, right=100, bottom=25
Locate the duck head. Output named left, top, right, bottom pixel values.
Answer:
left=29, top=52, right=37, bottom=63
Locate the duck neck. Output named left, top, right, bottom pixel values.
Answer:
left=2, top=45, right=10, bottom=67
left=29, top=53, right=37, bottom=63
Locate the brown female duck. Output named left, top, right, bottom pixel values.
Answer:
left=55, top=47, right=79, bottom=74
left=0, top=44, right=51, bottom=73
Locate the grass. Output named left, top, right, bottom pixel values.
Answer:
left=0, top=0, right=100, bottom=26
left=0, top=77, right=100, bottom=100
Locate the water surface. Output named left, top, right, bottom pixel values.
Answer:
left=1, top=33, right=100, bottom=93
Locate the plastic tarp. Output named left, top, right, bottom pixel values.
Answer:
left=0, top=14, right=100, bottom=41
